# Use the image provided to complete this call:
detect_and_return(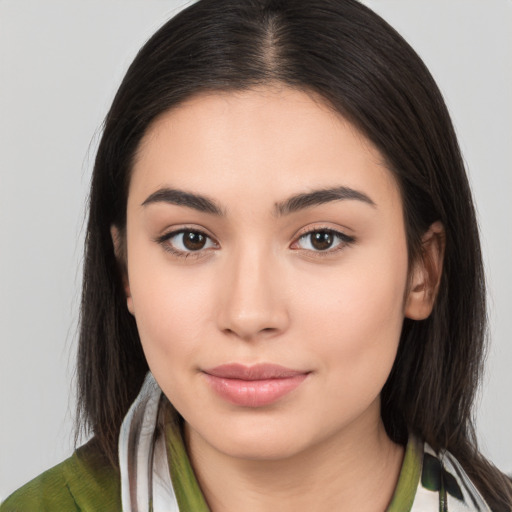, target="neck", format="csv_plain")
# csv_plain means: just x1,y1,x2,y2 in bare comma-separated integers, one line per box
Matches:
184,405,404,512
